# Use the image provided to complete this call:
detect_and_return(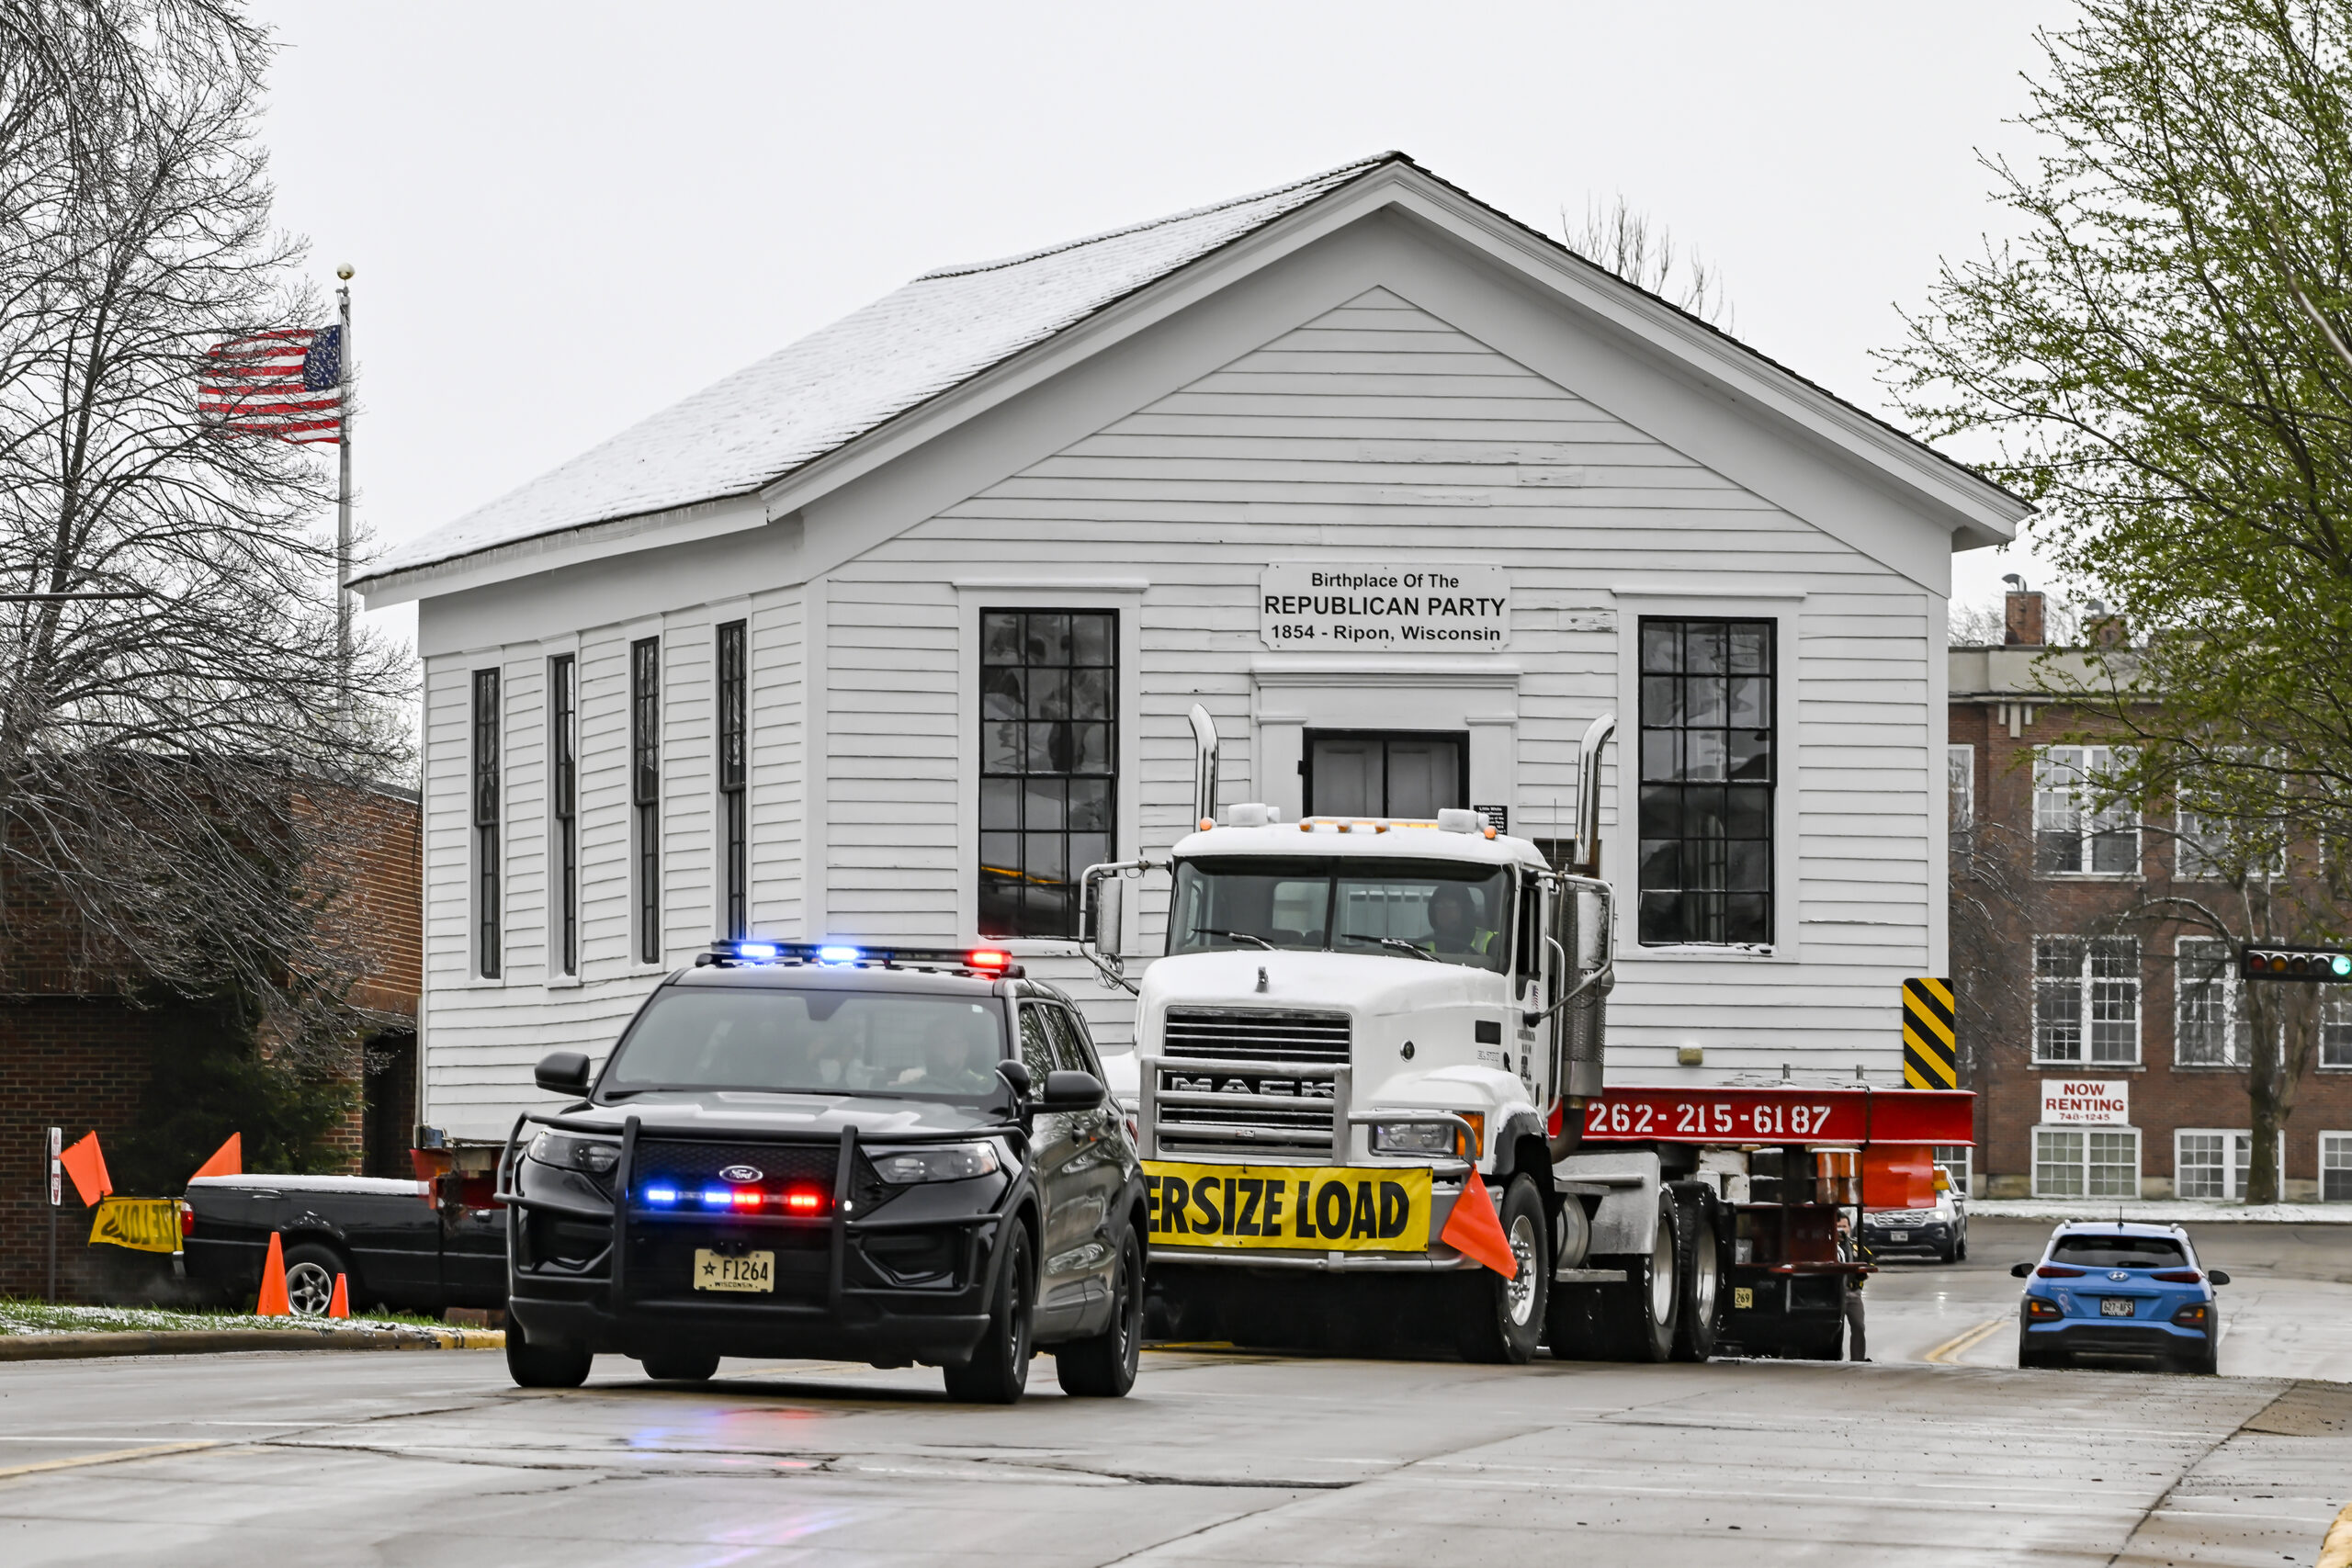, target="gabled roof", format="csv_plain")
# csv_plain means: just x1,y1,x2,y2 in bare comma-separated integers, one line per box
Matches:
358,152,2026,593
358,155,1396,586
